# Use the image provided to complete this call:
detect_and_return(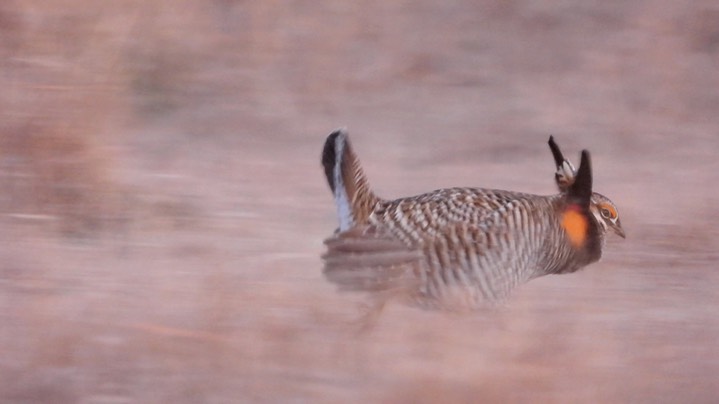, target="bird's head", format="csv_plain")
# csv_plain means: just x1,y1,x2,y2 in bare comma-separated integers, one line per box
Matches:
590,193,625,239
